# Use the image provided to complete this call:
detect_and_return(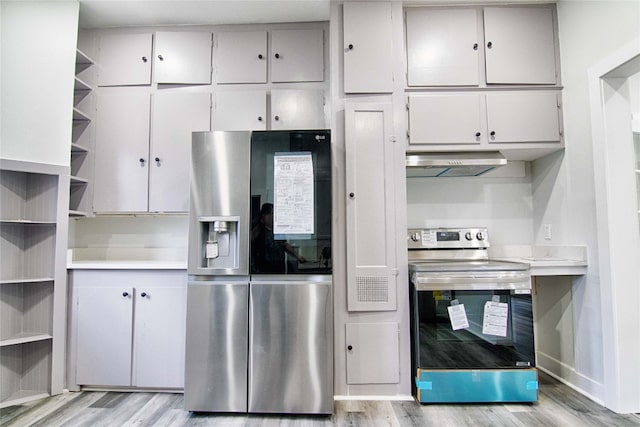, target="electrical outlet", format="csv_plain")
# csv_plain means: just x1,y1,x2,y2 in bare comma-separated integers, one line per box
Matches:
544,224,552,240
